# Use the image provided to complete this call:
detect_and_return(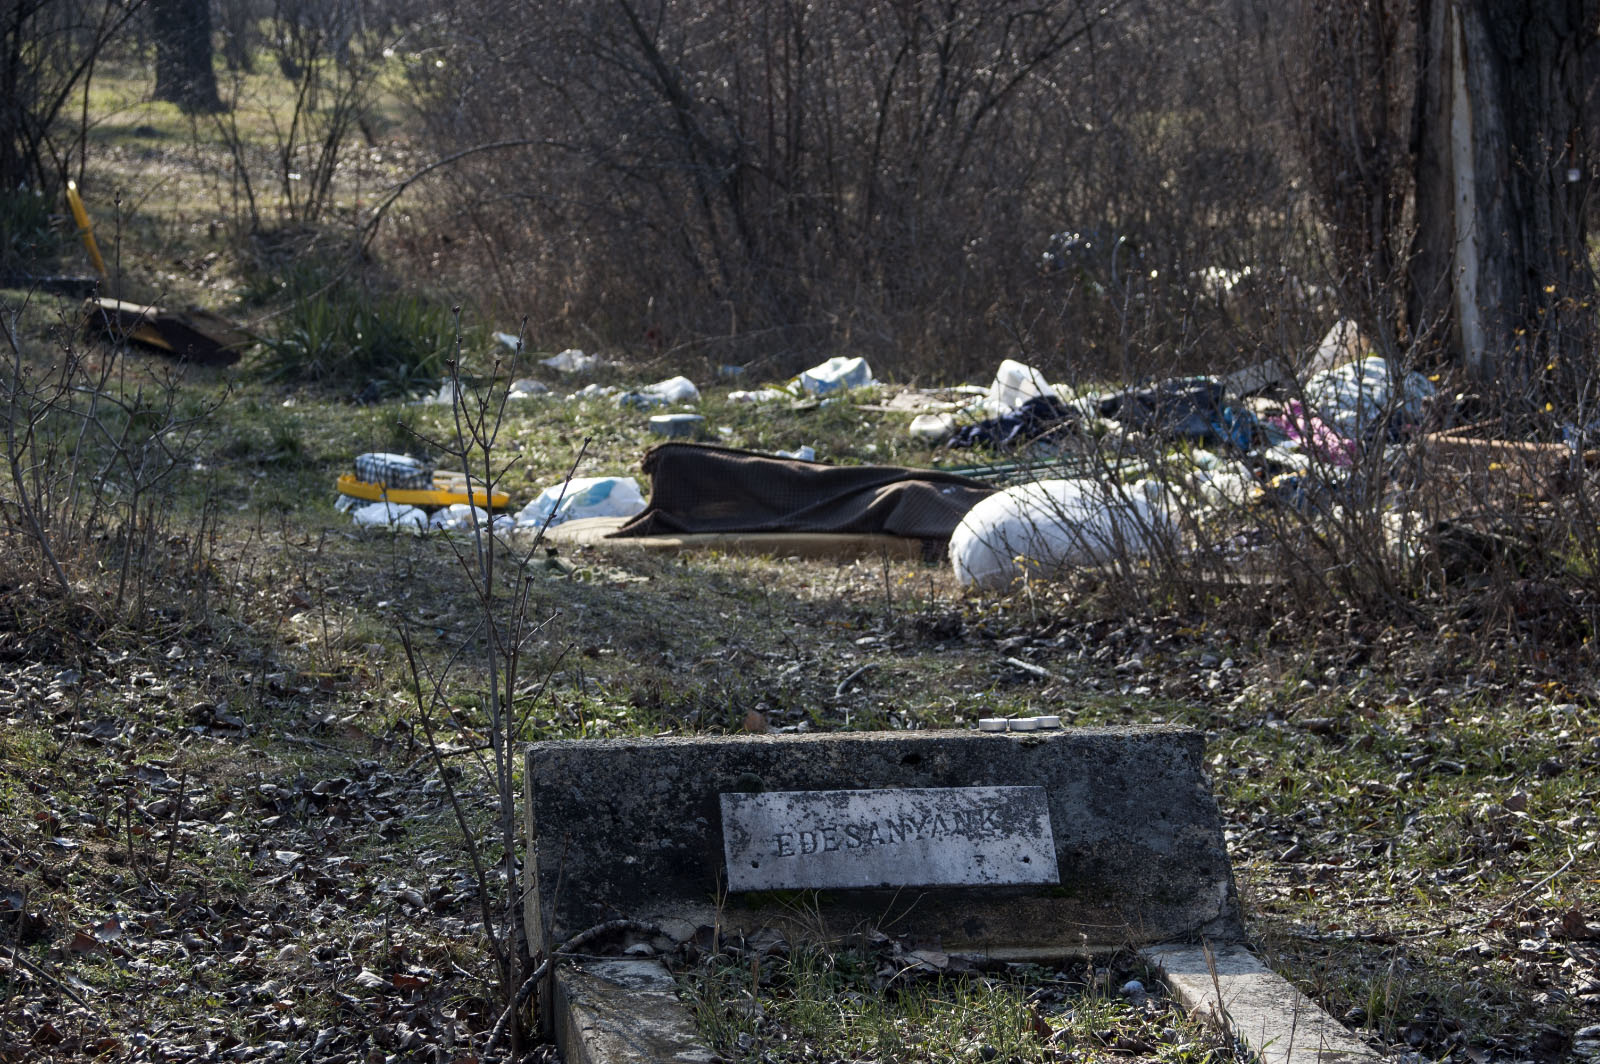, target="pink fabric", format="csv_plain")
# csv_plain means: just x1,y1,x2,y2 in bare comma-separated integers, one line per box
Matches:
1268,402,1358,468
